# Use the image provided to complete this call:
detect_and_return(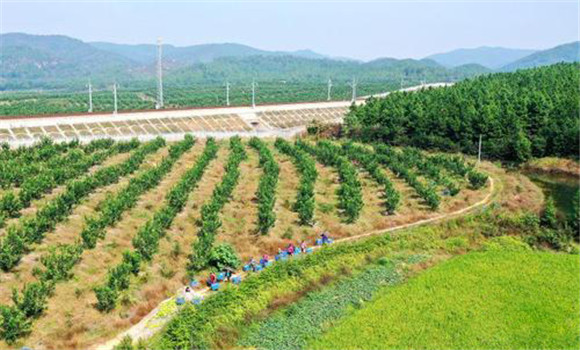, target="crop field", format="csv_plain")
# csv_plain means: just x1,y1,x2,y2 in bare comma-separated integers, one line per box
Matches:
0,81,392,117
0,135,491,349
309,251,580,350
